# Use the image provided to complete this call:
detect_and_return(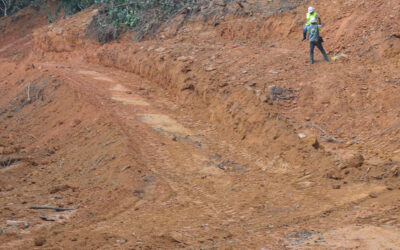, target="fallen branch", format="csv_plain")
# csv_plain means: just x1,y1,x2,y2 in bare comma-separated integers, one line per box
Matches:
308,119,400,144
309,122,348,143
26,82,31,103
29,206,75,212
354,120,400,143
